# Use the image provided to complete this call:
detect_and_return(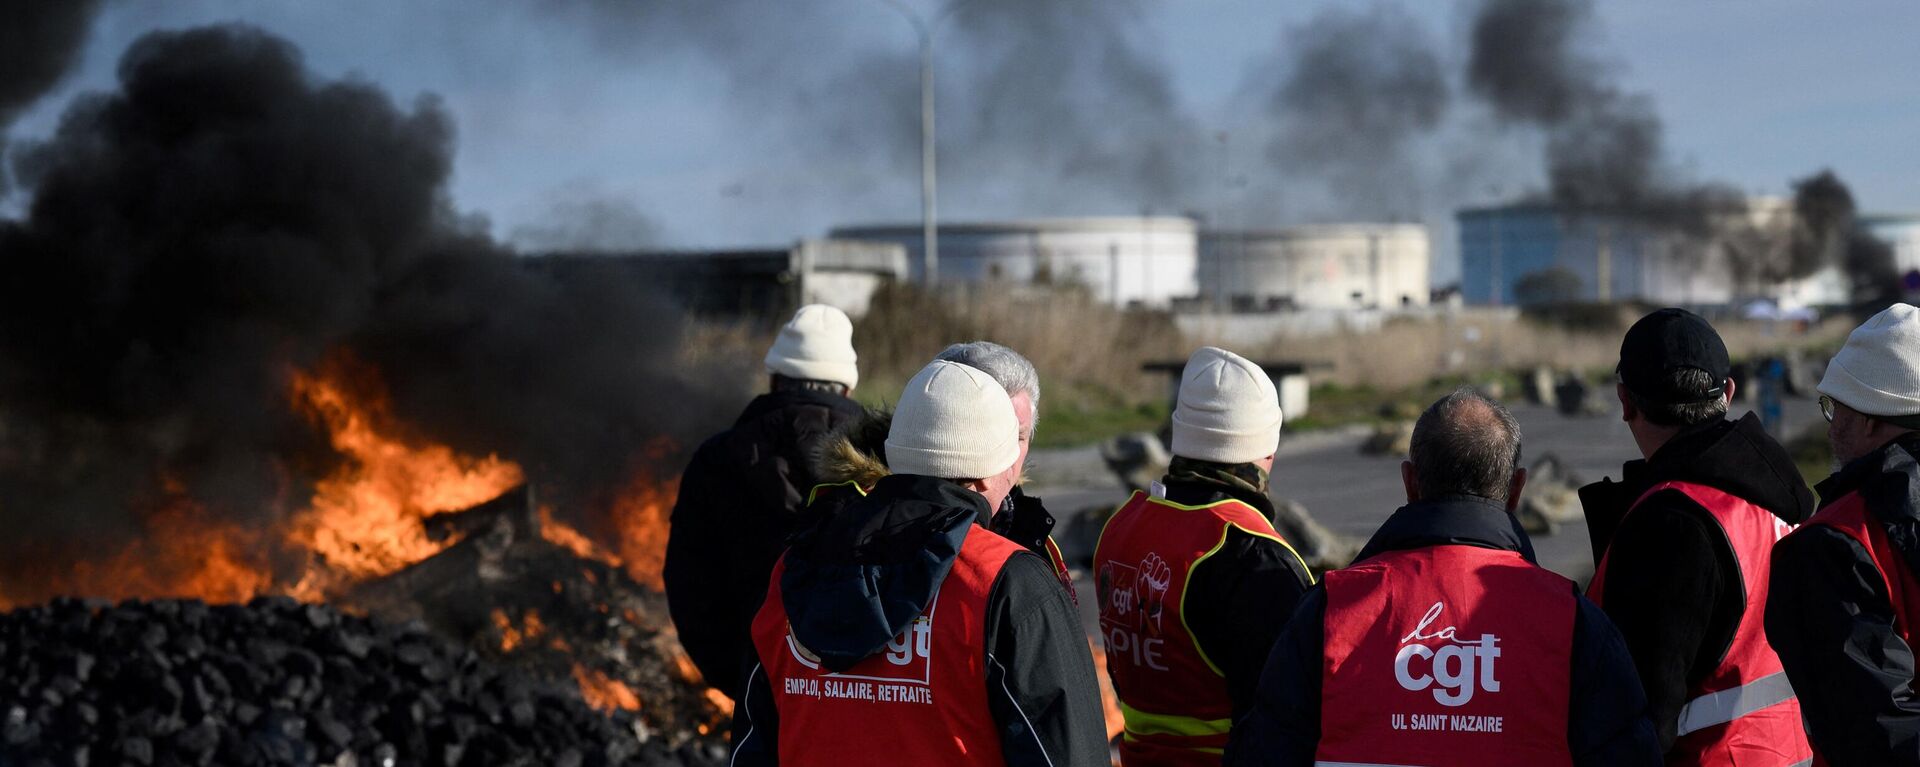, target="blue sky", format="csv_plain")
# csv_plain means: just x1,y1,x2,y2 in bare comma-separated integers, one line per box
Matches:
6,1,1917,285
